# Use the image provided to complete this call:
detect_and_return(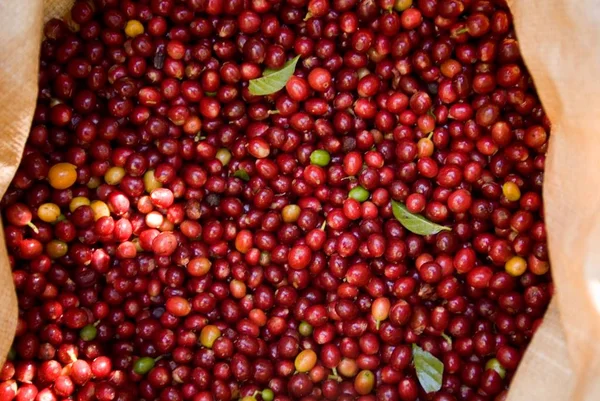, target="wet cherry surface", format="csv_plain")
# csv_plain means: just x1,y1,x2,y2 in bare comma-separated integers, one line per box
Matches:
0,0,551,400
